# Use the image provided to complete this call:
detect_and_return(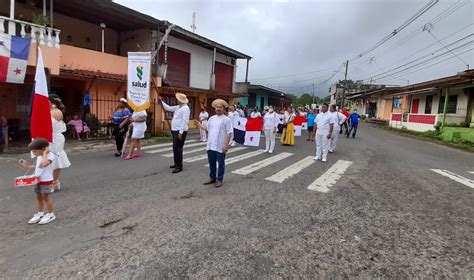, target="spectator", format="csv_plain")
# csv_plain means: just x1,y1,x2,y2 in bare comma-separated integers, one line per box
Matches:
67,114,91,140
